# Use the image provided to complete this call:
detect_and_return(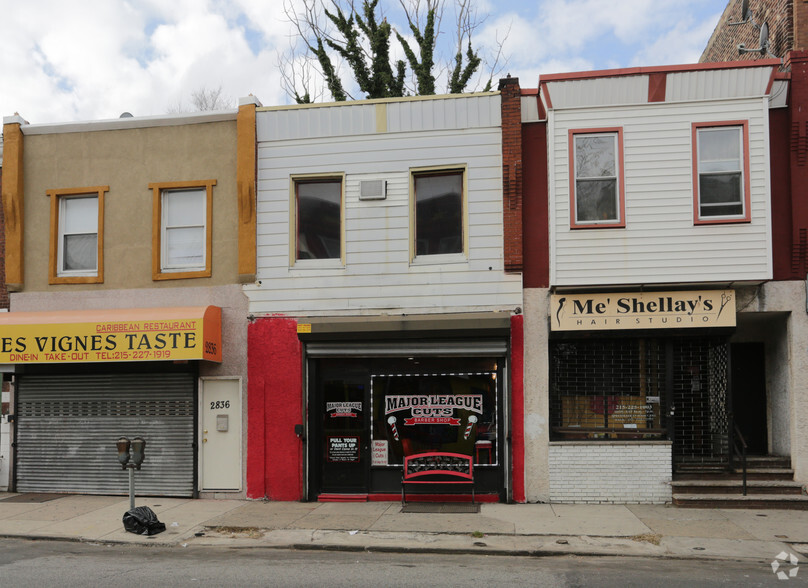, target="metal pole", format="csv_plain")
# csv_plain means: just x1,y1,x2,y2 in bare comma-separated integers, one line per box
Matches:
129,466,135,510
